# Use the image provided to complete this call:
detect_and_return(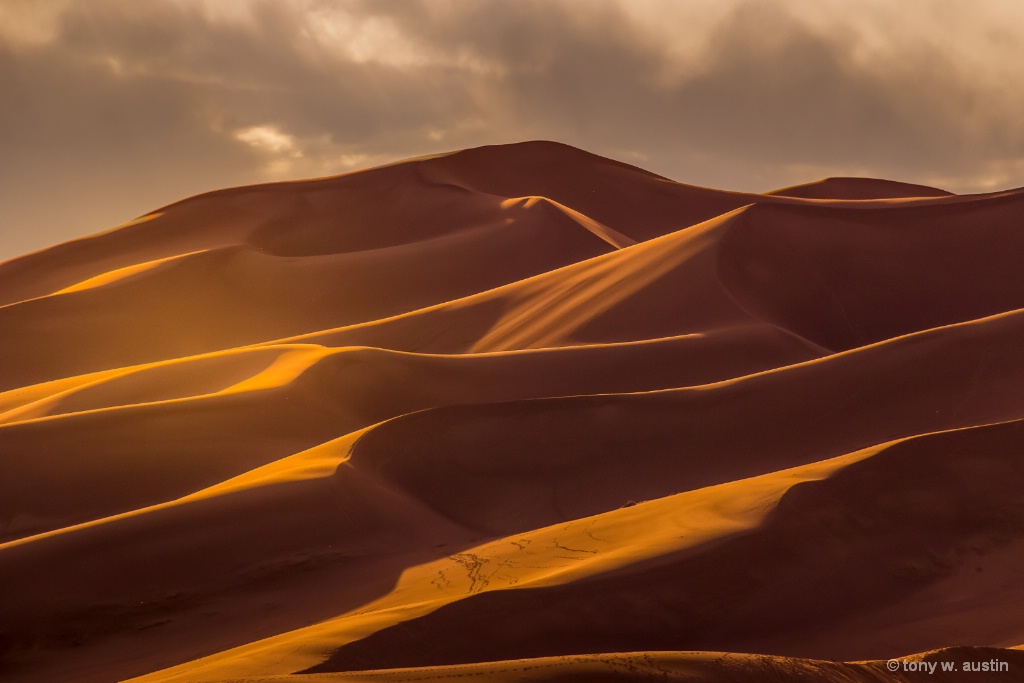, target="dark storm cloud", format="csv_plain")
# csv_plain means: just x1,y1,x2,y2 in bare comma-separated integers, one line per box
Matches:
1,0,1023,260
370,0,1024,187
